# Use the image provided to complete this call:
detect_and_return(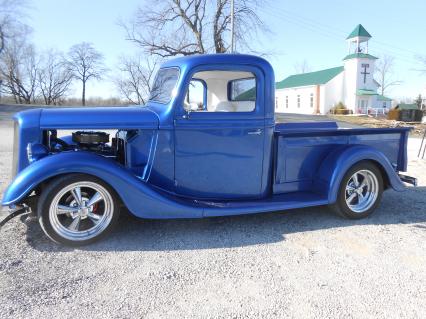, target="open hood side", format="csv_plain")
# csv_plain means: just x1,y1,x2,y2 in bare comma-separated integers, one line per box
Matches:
40,106,159,130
